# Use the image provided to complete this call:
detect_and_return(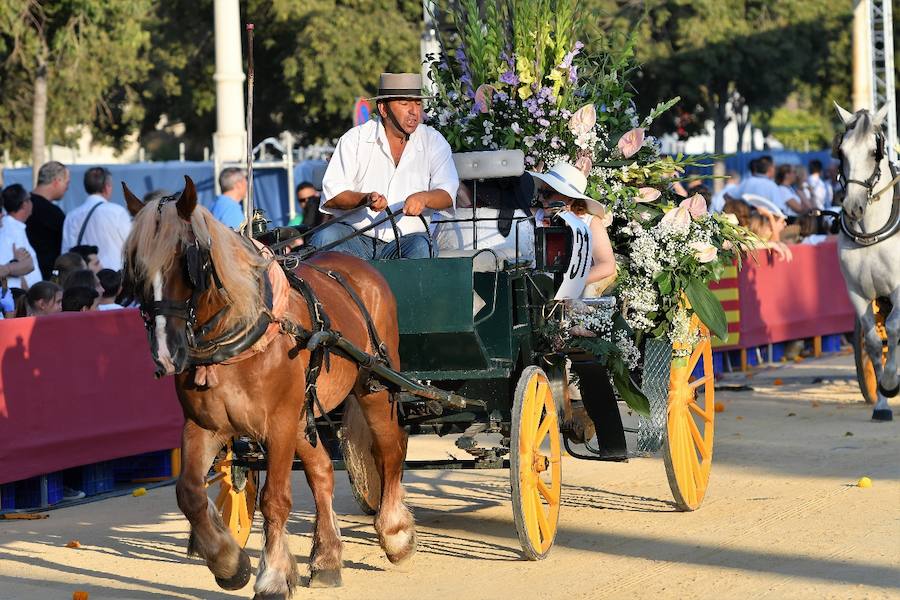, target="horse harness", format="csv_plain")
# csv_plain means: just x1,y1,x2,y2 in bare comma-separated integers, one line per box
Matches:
139,232,392,446
832,127,900,246
275,257,393,446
